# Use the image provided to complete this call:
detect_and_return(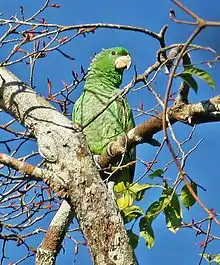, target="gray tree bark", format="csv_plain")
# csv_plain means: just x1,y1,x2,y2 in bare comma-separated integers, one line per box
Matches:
0,67,137,265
